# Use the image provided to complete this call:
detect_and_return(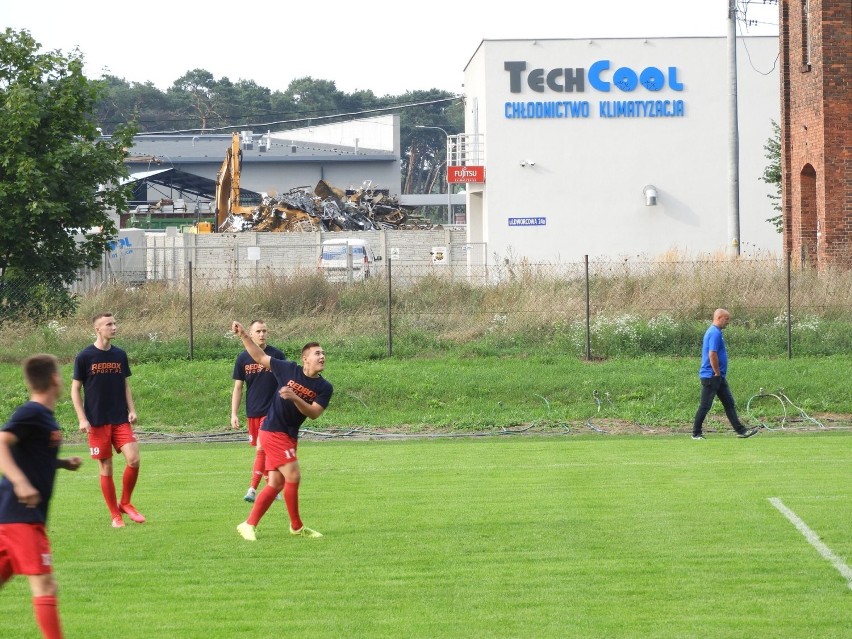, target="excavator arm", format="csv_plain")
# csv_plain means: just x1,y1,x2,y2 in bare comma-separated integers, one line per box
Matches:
214,133,410,233
214,133,254,230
